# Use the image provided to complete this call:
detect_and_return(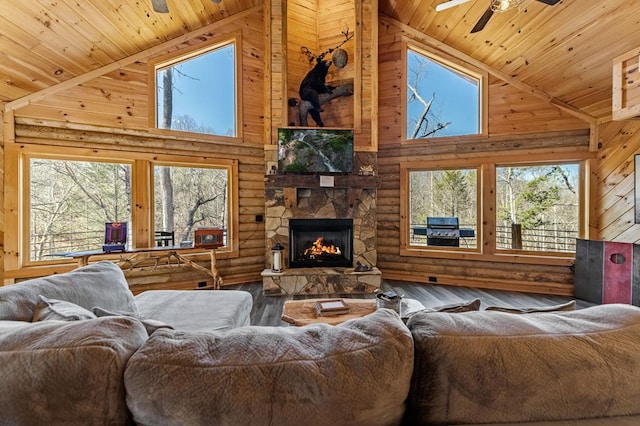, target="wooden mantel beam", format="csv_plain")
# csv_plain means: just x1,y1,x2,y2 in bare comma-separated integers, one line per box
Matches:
4,5,262,114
